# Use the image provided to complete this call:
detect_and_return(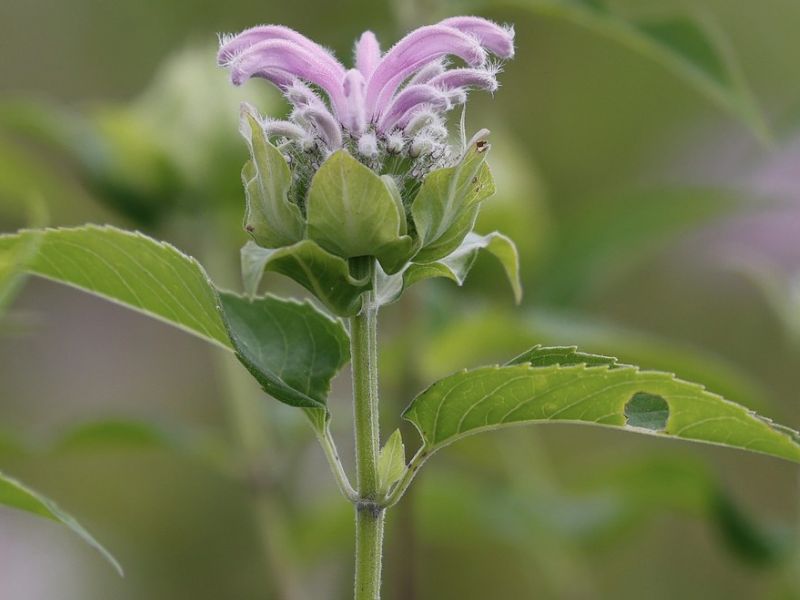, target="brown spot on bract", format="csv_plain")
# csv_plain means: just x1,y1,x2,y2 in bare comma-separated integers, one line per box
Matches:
476,140,489,153
245,225,255,232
